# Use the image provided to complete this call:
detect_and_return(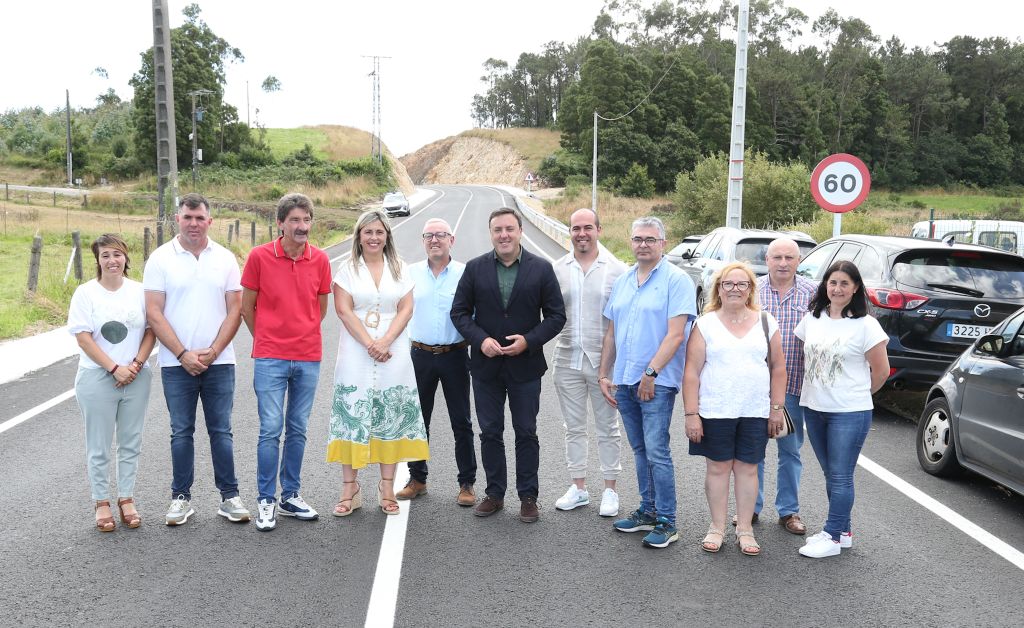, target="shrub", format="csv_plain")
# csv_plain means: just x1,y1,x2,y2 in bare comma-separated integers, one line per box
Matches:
617,163,656,198
538,149,589,187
